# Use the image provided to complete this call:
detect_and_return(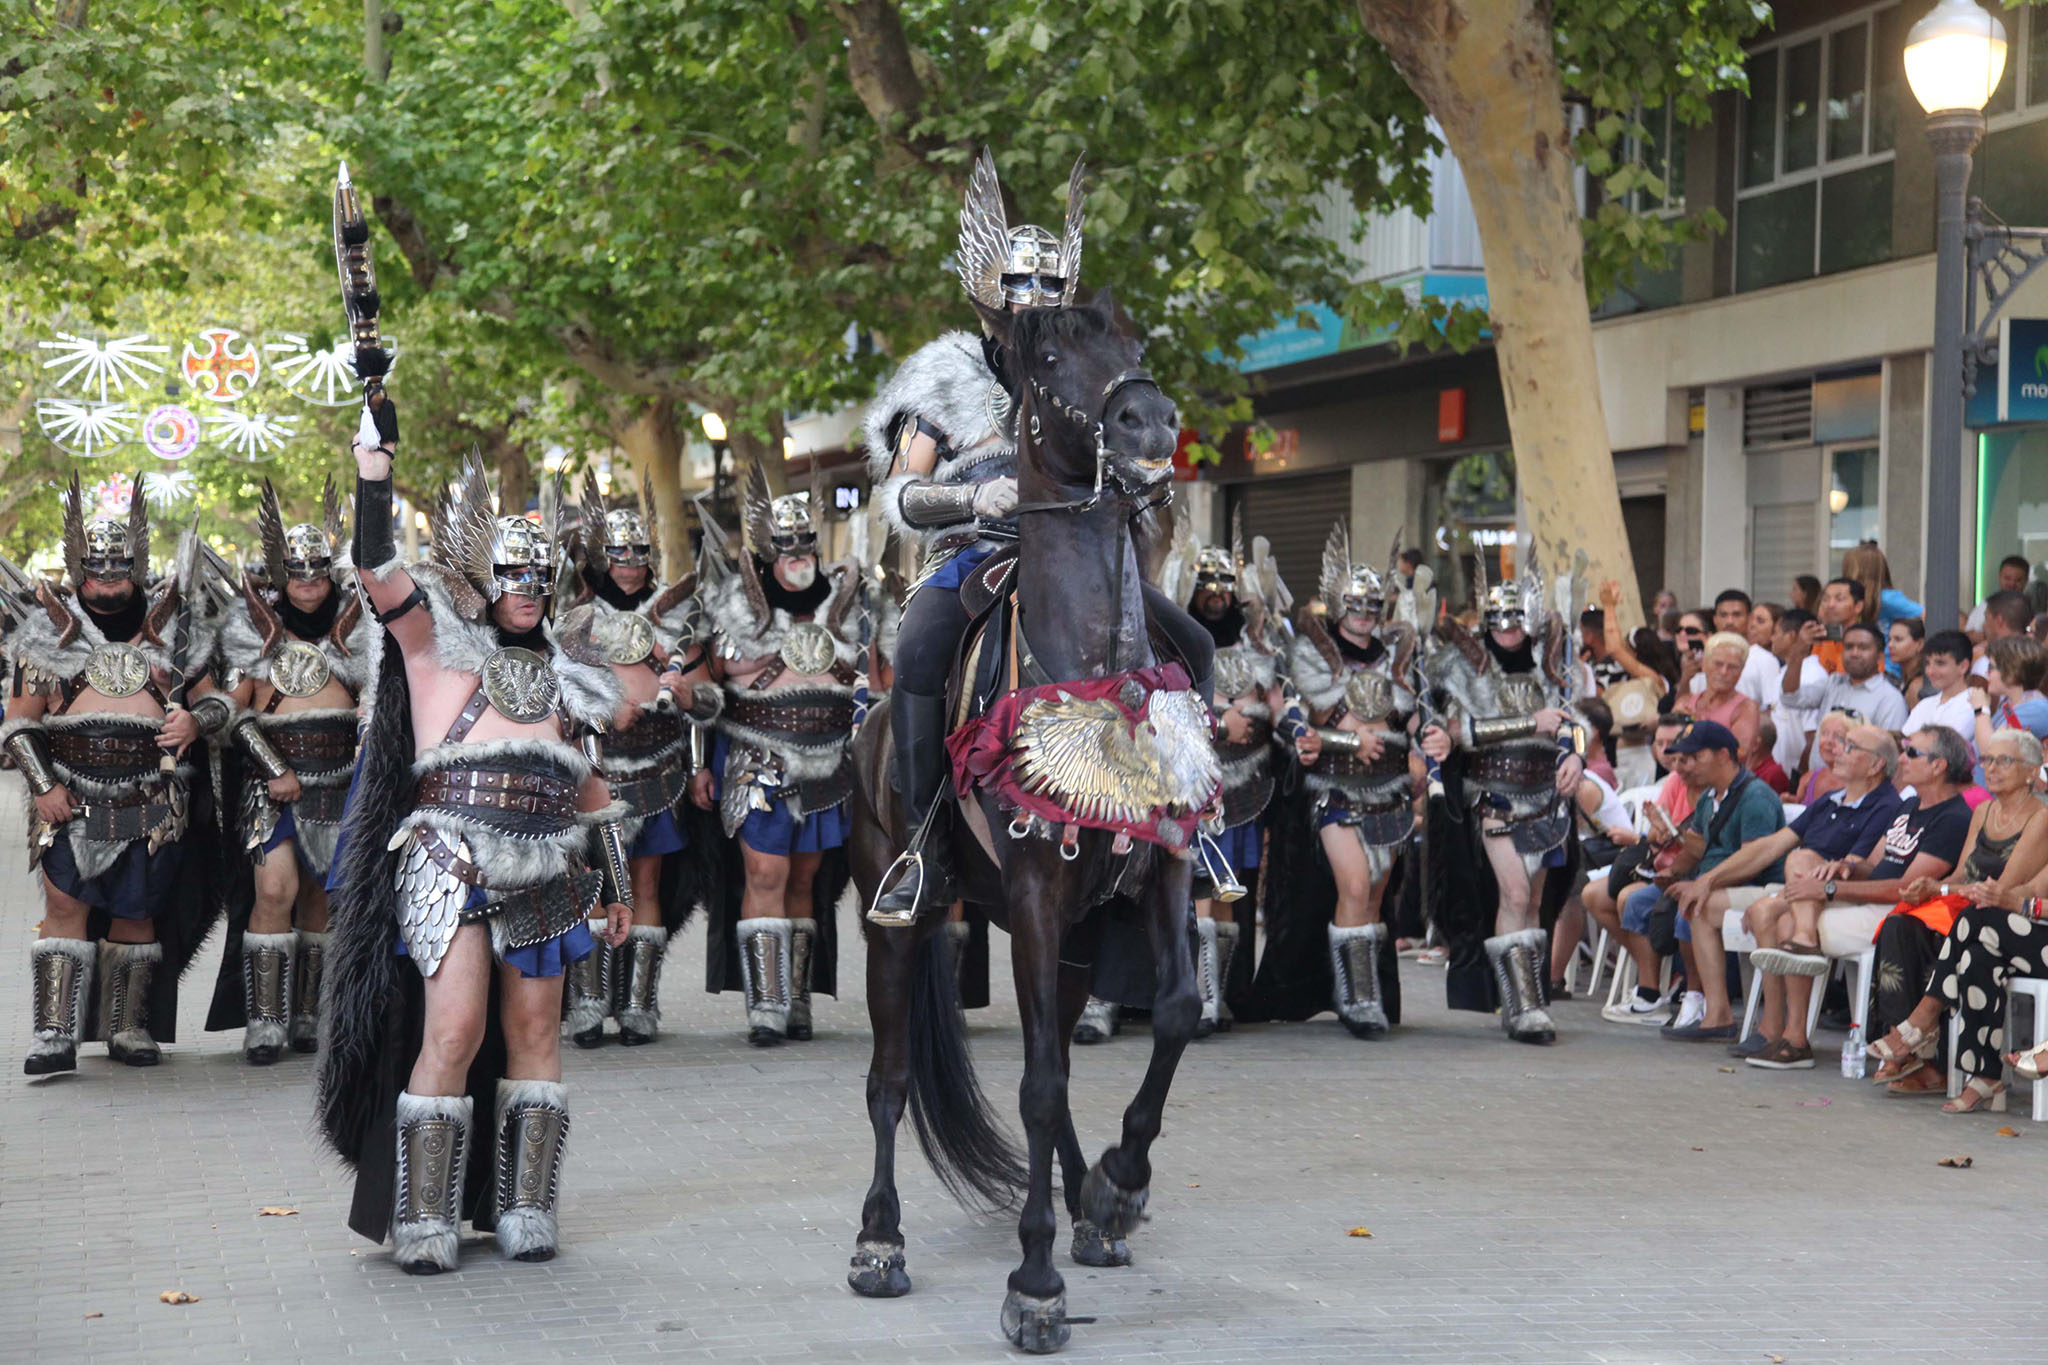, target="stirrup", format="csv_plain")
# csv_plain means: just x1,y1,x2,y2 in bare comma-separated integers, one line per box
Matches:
866,847,926,928
1194,829,1247,903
